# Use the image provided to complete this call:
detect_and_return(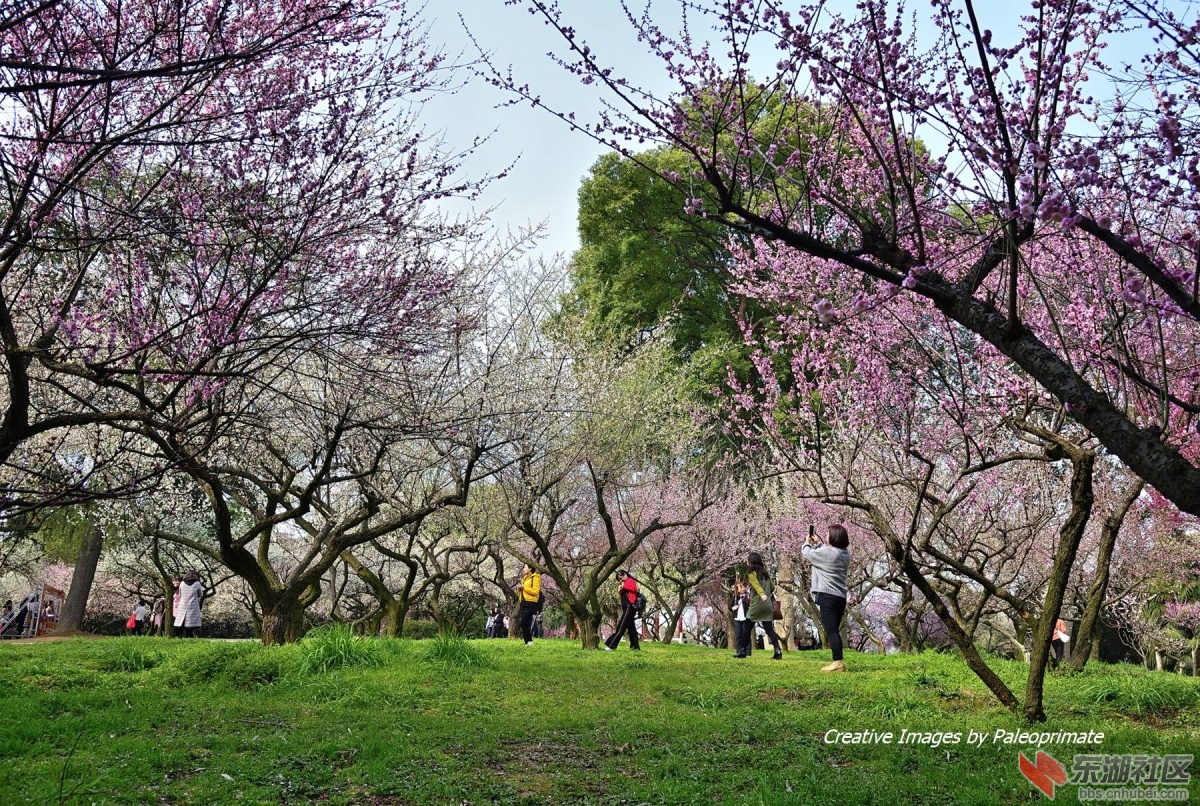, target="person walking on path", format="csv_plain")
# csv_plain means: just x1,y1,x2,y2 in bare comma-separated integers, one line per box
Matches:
731,580,752,658
801,524,852,672
747,552,783,660
516,564,541,646
605,570,641,651
174,570,203,638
